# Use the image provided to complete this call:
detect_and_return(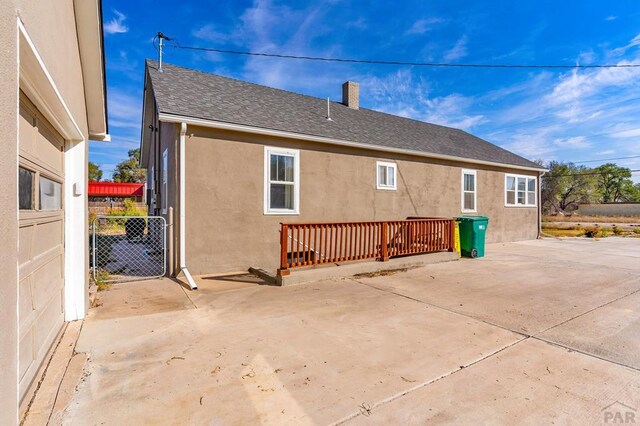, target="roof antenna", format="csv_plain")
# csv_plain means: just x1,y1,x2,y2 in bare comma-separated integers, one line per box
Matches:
157,32,171,73
326,97,333,121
